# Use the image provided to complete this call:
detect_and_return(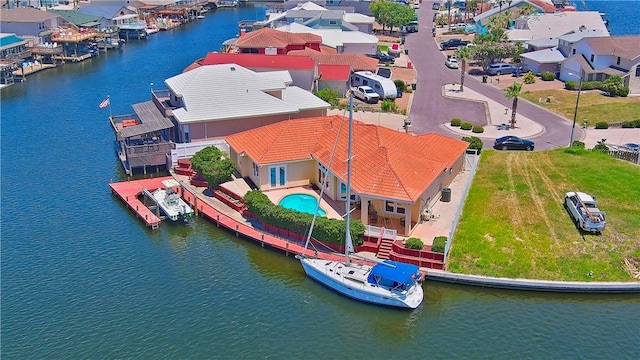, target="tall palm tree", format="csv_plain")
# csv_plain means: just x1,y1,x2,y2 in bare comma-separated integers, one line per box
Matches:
447,0,453,32
455,46,473,92
504,82,528,129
